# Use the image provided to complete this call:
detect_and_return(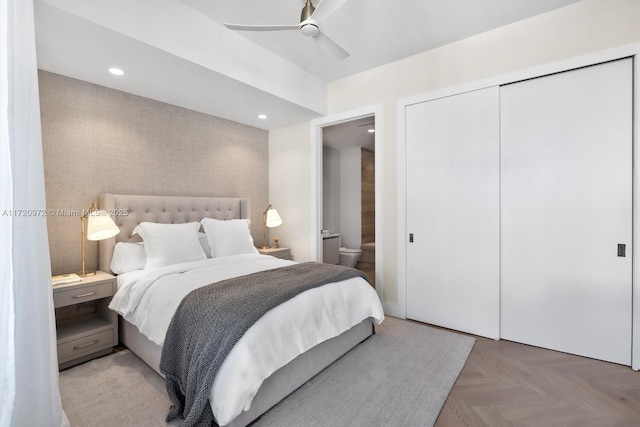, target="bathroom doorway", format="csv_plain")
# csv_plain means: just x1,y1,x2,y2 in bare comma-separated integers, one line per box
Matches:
321,115,376,287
